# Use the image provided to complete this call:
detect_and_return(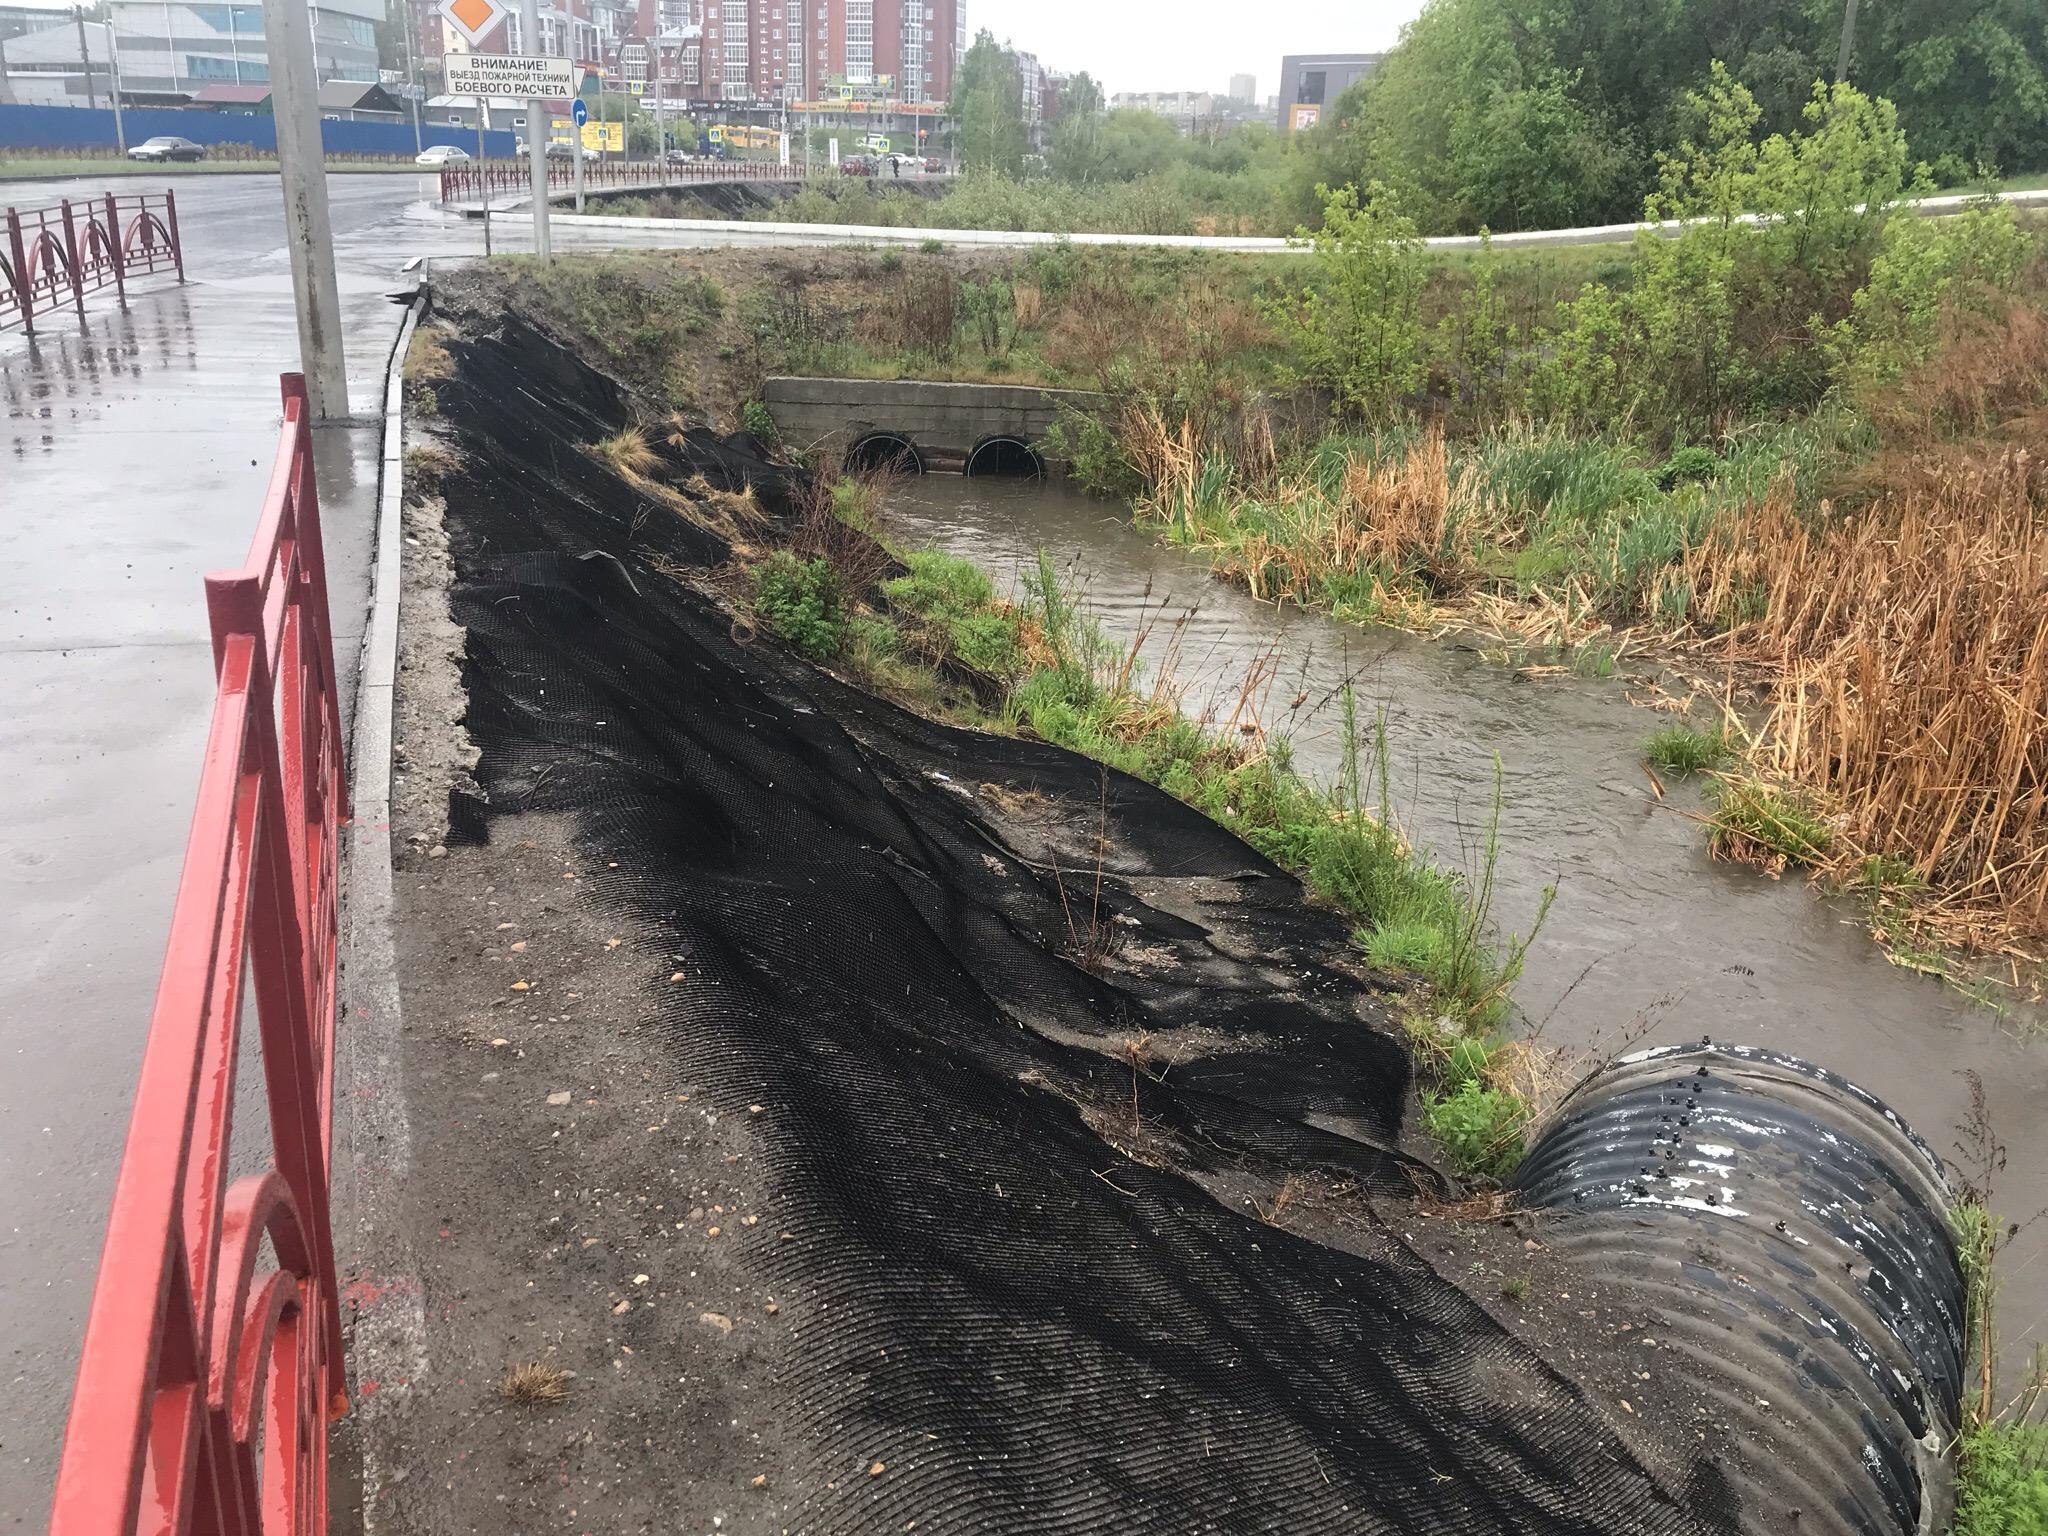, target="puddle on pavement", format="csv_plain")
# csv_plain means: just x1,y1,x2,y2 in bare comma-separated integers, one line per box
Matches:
886,471,2048,1375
